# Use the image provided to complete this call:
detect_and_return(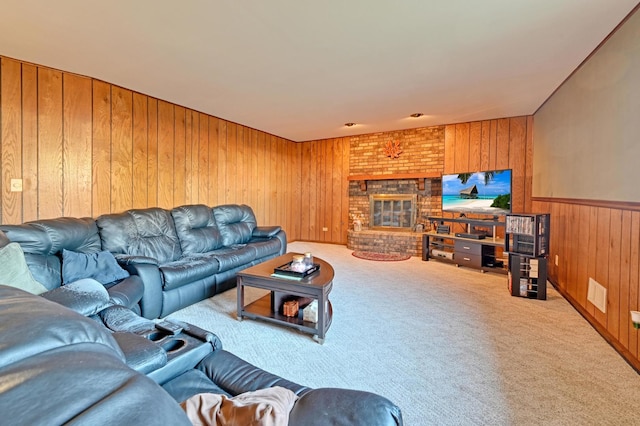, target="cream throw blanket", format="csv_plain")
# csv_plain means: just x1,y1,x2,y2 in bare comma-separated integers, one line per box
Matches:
180,386,299,426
